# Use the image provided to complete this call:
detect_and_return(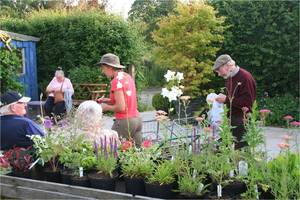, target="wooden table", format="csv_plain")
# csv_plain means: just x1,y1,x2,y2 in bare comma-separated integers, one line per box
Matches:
73,83,108,105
